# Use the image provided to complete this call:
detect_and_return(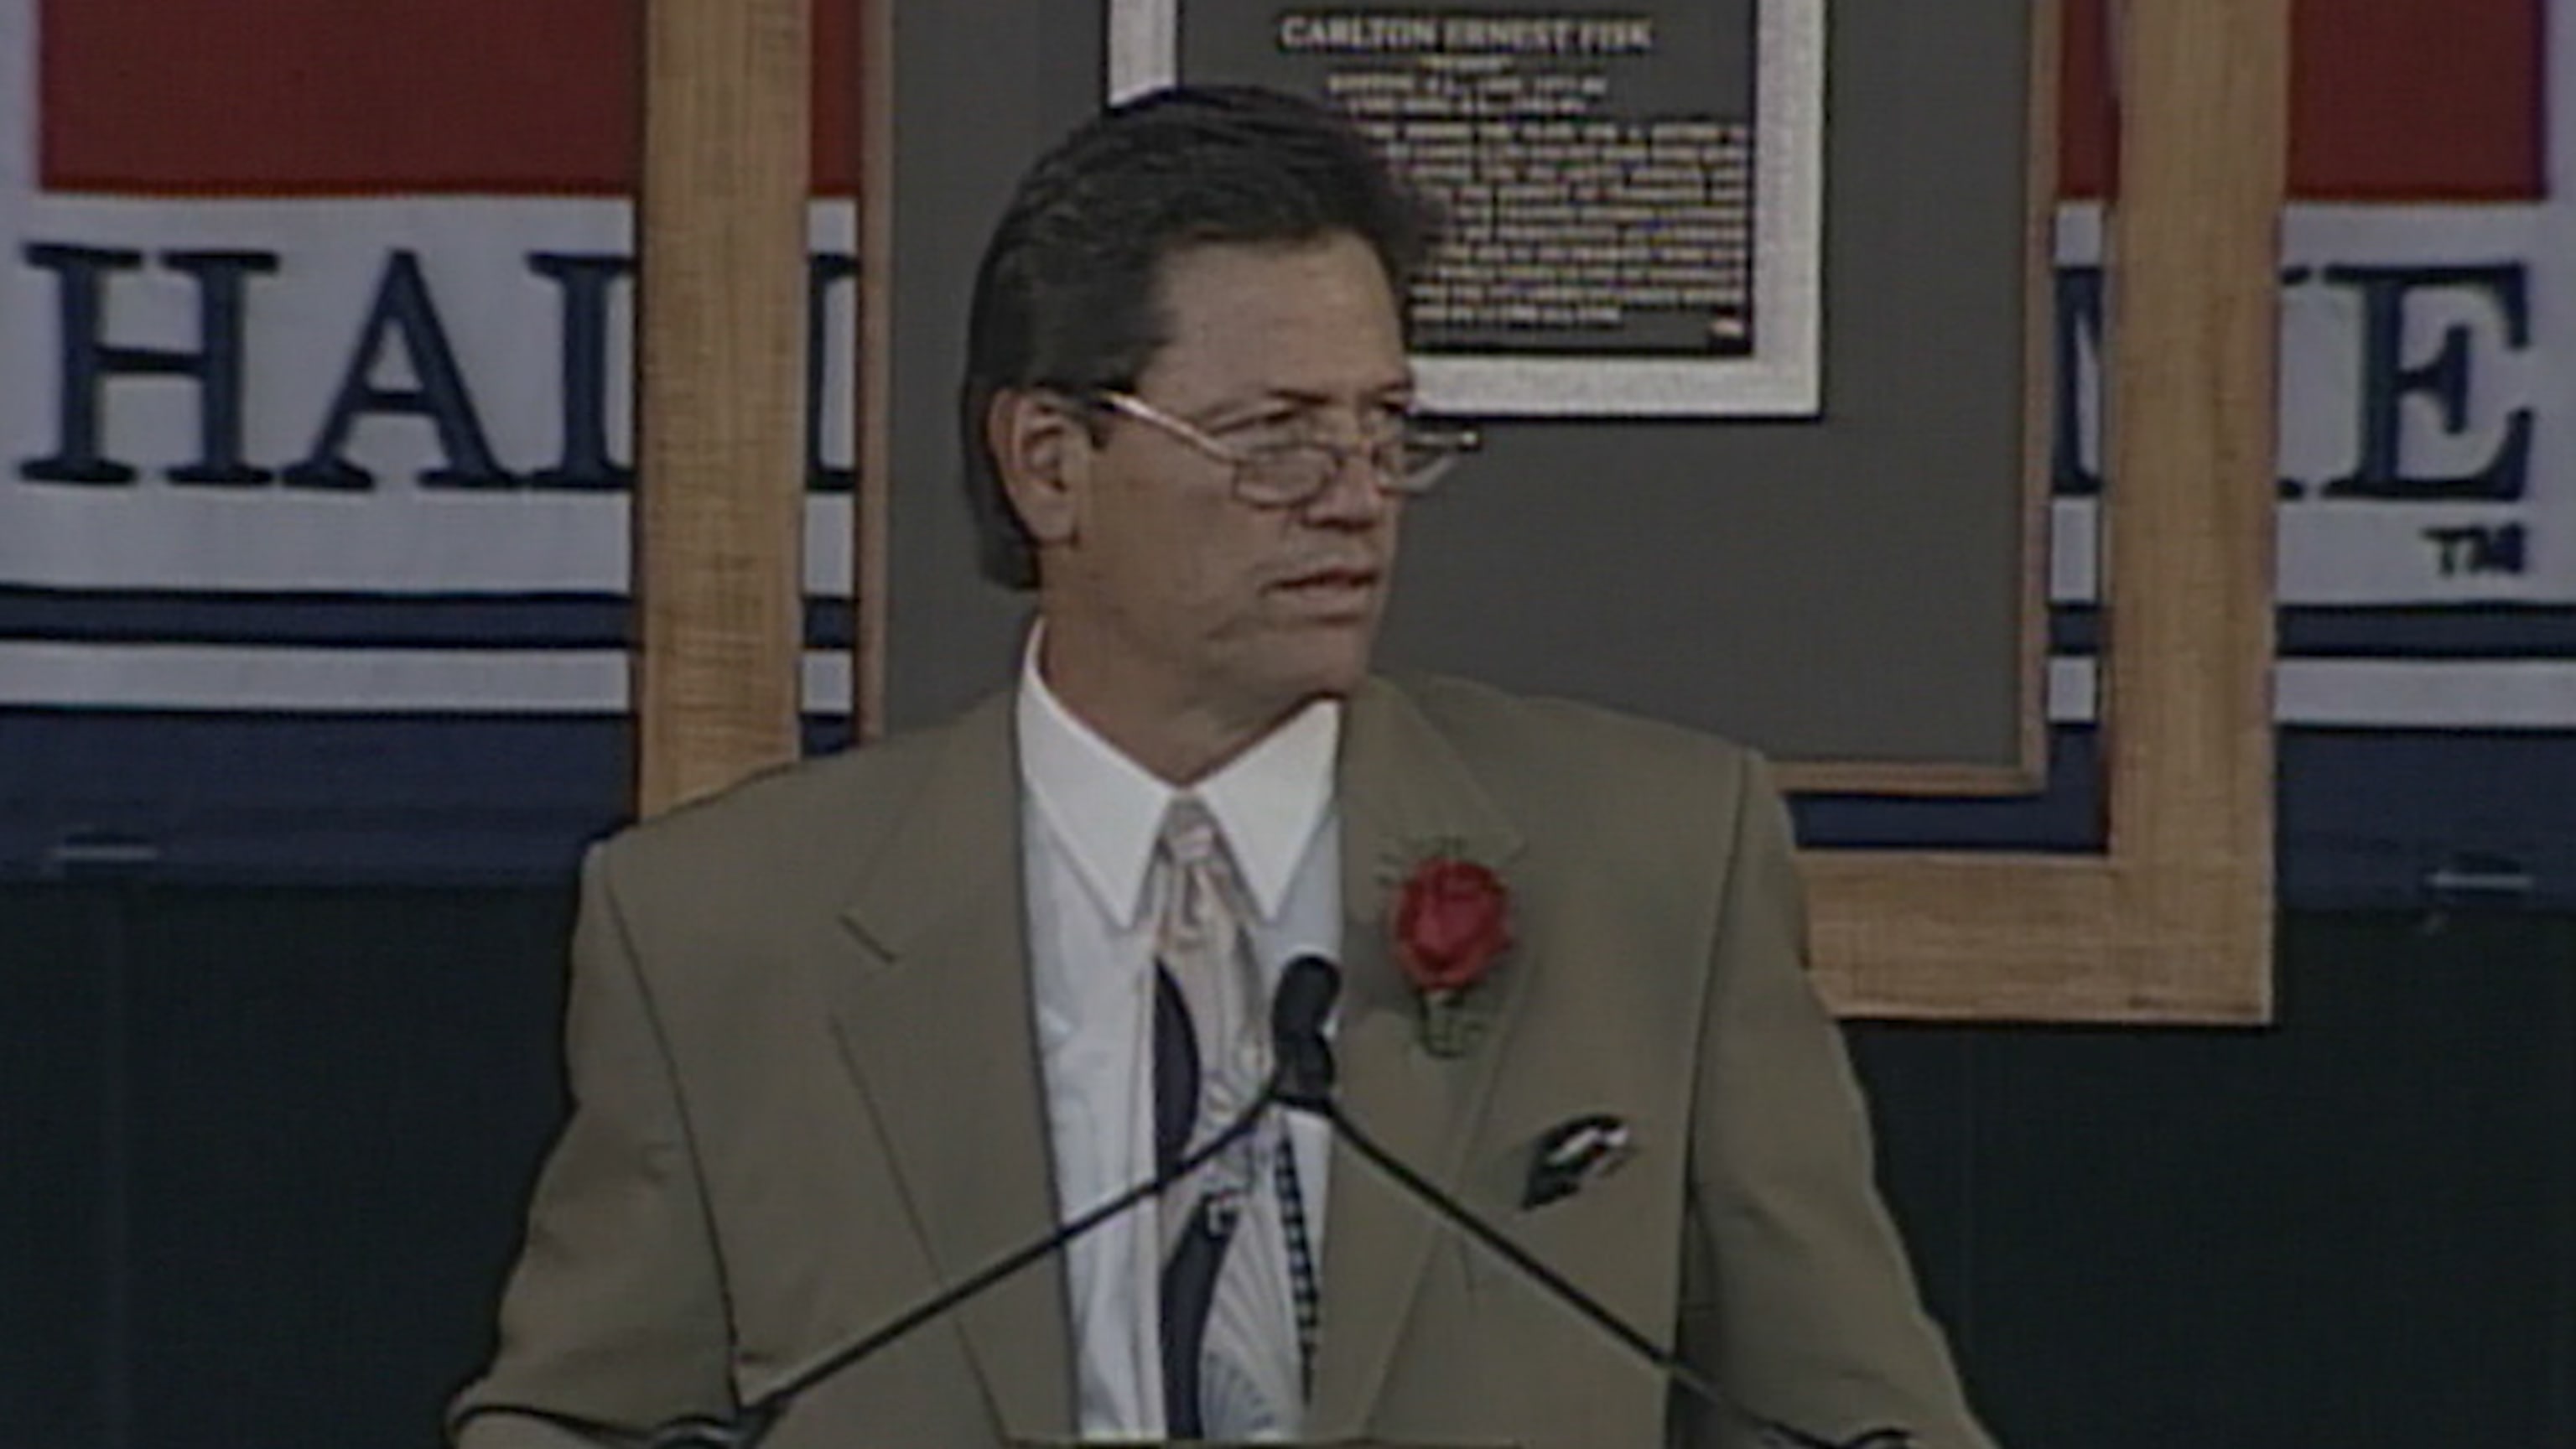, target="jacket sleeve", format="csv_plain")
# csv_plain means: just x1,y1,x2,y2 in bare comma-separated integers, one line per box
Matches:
448,845,739,1447
1675,753,1999,1449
